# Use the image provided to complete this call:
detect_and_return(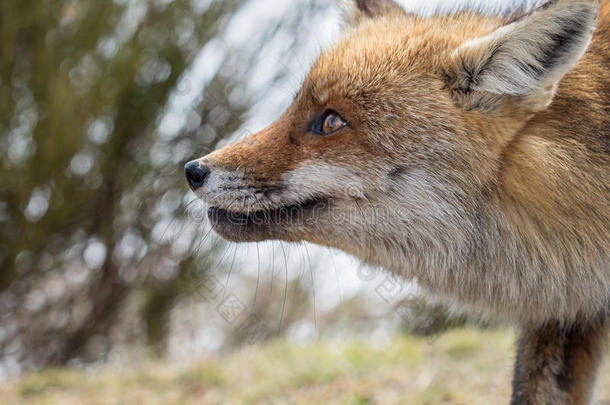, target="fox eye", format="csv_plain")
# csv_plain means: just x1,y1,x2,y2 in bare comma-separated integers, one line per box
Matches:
311,110,348,136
